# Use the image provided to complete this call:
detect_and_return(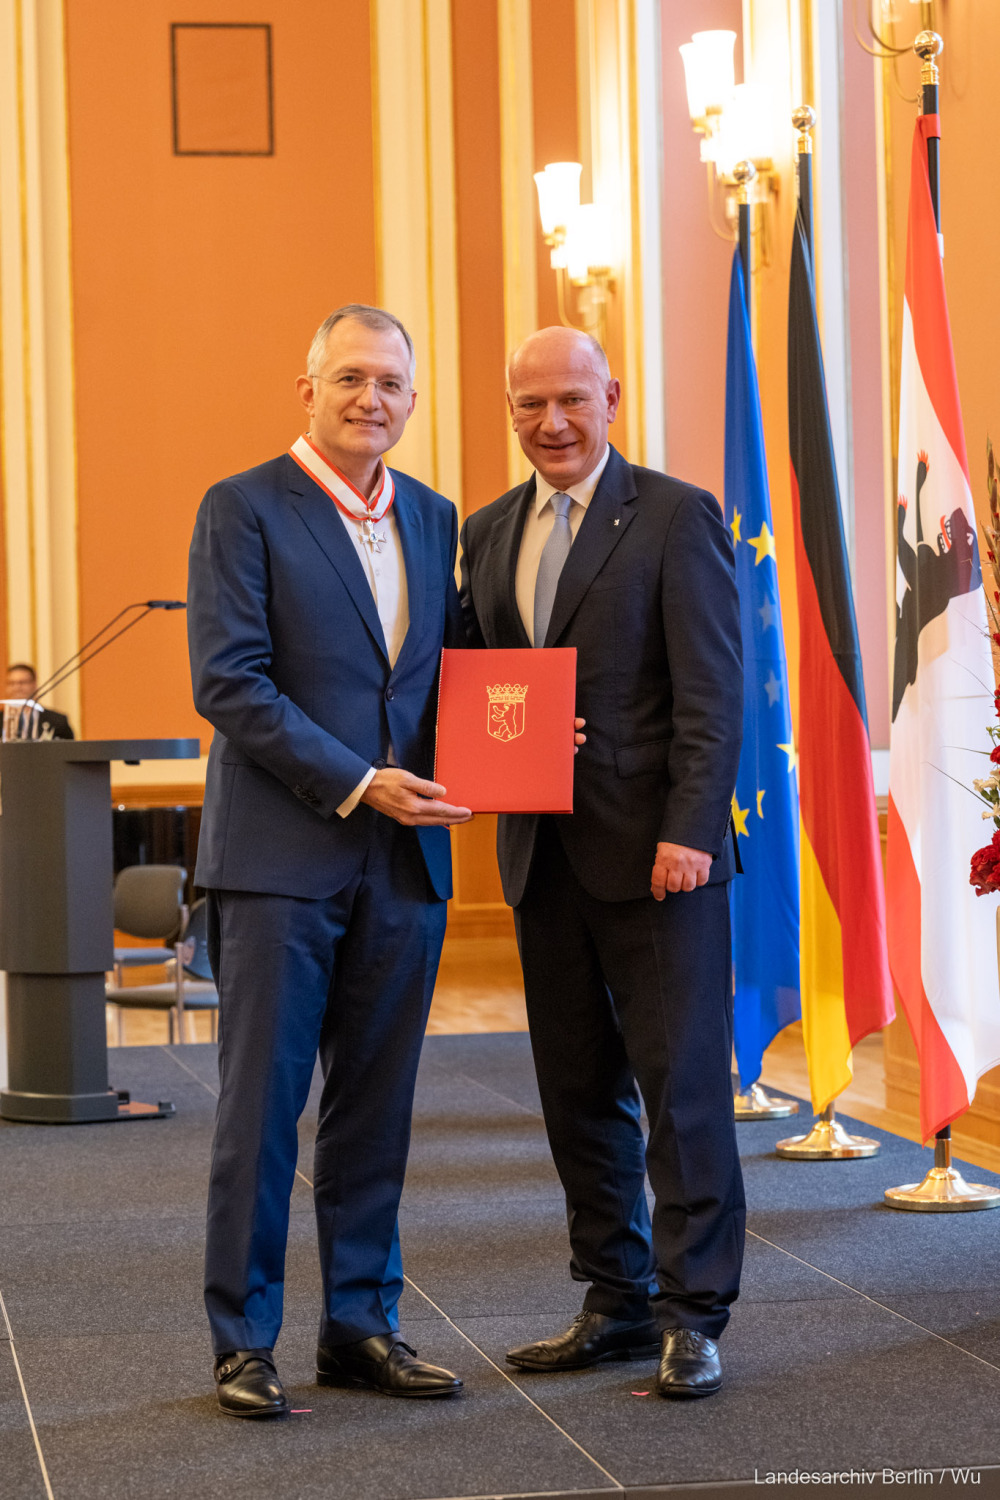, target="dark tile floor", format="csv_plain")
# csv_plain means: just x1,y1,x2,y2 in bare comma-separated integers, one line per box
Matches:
2,1036,1000,1499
